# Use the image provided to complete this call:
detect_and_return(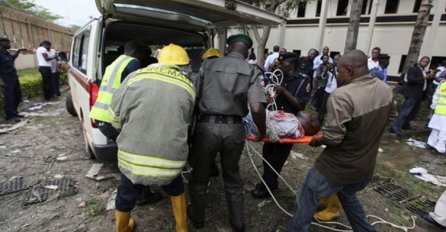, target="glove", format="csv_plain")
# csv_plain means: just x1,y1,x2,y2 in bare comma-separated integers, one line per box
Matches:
309,132,324,147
